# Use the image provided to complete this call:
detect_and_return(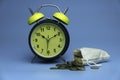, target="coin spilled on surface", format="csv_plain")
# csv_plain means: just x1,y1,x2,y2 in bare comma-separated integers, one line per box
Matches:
50,49,85,71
